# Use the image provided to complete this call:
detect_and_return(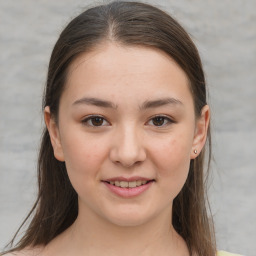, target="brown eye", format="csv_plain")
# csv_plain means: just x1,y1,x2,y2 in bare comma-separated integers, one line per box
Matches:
82,116,109,127
148,116,173,127
152,116,165,126
91,117,104,126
